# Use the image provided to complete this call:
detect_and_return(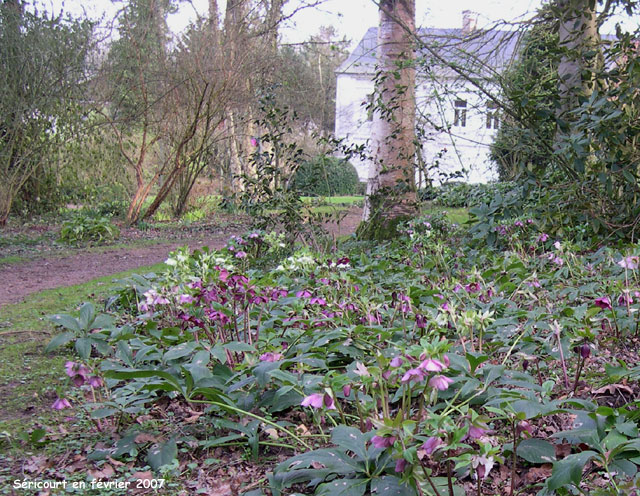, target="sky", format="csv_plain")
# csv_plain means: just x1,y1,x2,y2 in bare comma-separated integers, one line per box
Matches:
39,0,636,47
